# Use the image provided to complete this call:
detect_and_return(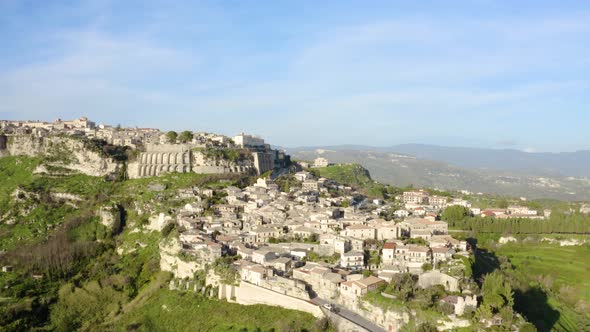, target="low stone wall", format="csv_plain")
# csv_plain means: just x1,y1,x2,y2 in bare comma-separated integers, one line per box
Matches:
418,270,459,292
325,311,371,332
220,282,324,318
